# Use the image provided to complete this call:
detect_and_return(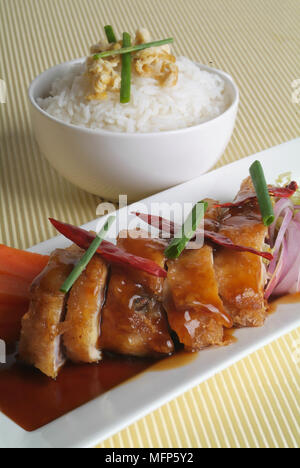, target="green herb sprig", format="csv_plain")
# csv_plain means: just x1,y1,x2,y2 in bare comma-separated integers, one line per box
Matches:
96,27,174,104
104,25,117,44
60,216,116,293
250,161,275,227
165,201,208,259
93,38,174,60
120,32,132,104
